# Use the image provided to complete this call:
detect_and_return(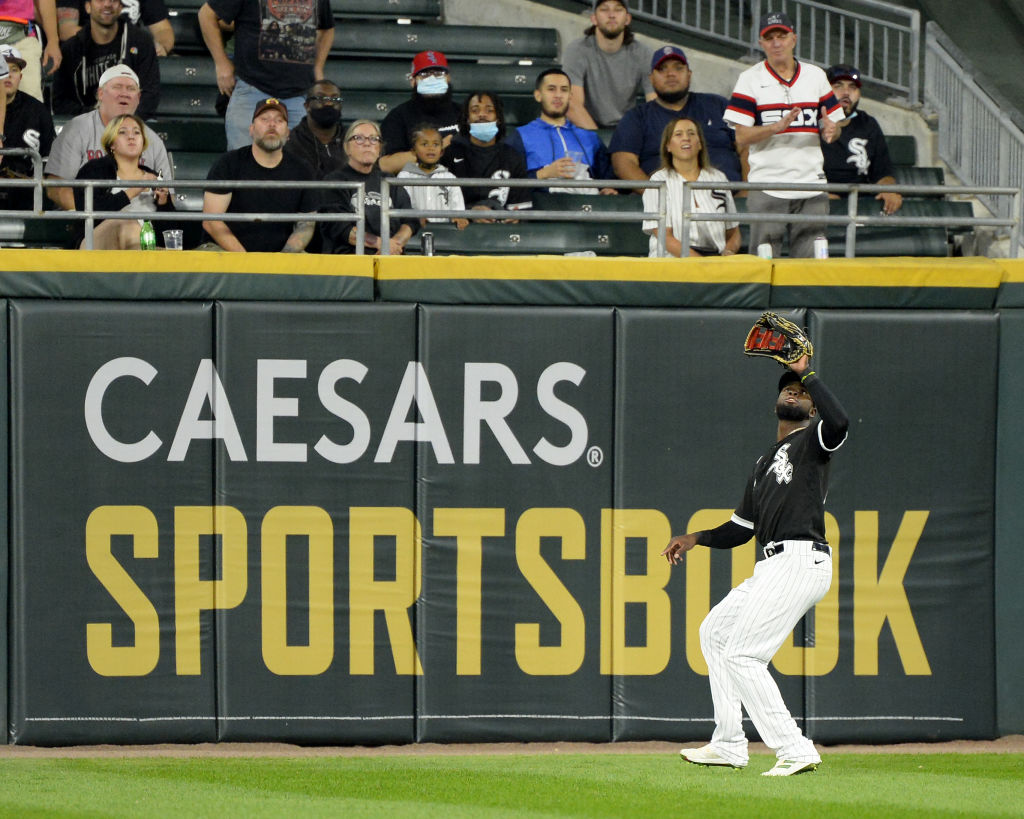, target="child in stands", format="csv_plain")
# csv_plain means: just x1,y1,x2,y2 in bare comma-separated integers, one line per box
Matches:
397,123,469,229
